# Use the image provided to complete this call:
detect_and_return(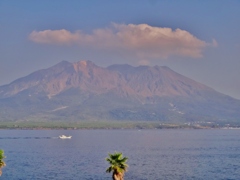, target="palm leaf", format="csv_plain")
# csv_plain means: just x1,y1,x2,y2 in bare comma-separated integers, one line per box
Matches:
105,152,128,174
0,150,6,169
